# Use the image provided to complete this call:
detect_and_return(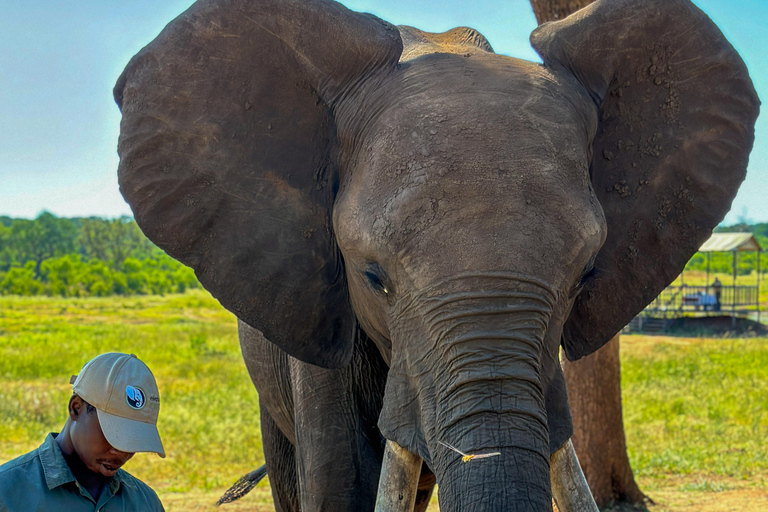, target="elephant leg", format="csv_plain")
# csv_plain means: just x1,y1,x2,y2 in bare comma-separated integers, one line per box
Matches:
261,404,300,512
291,347,385,511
